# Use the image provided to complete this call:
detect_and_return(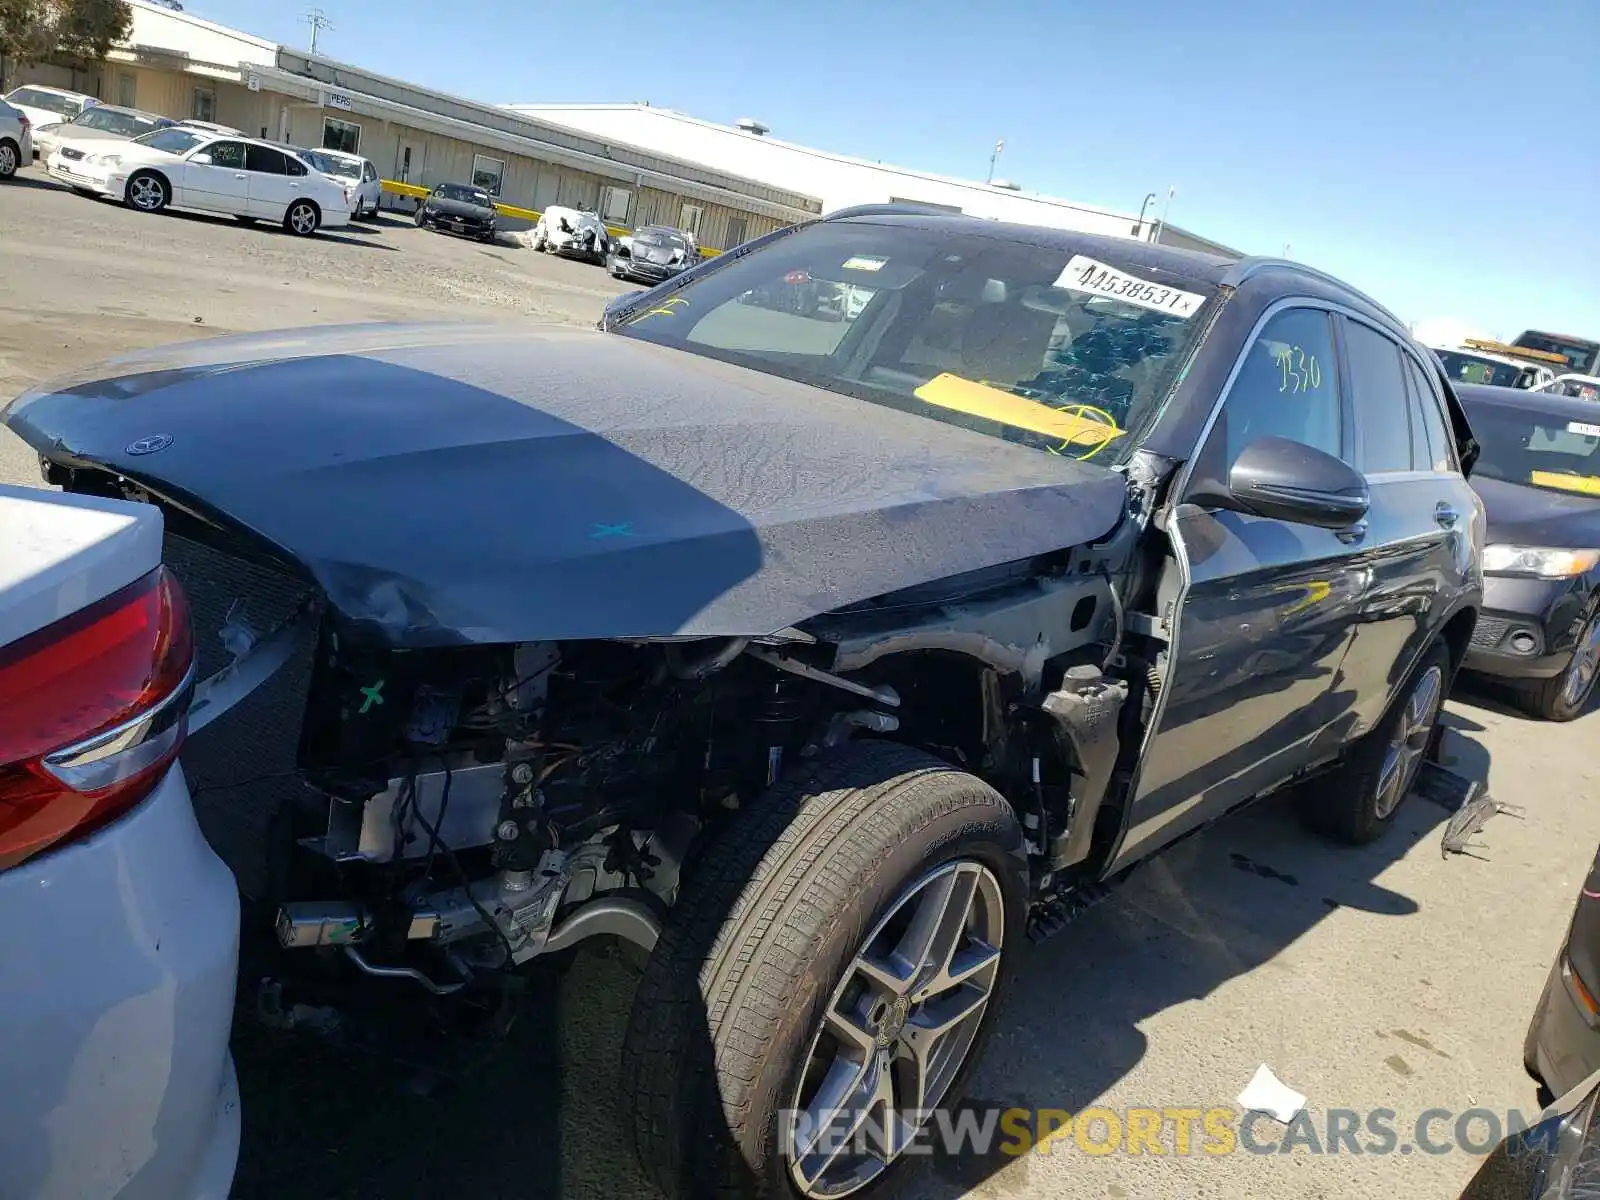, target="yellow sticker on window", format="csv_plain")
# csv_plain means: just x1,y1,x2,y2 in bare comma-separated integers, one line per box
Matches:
912,373,1124,447
1529,470,1600,496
